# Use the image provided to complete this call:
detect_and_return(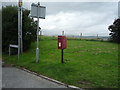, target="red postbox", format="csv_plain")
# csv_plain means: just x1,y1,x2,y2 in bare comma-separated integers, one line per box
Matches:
58,36,67,49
